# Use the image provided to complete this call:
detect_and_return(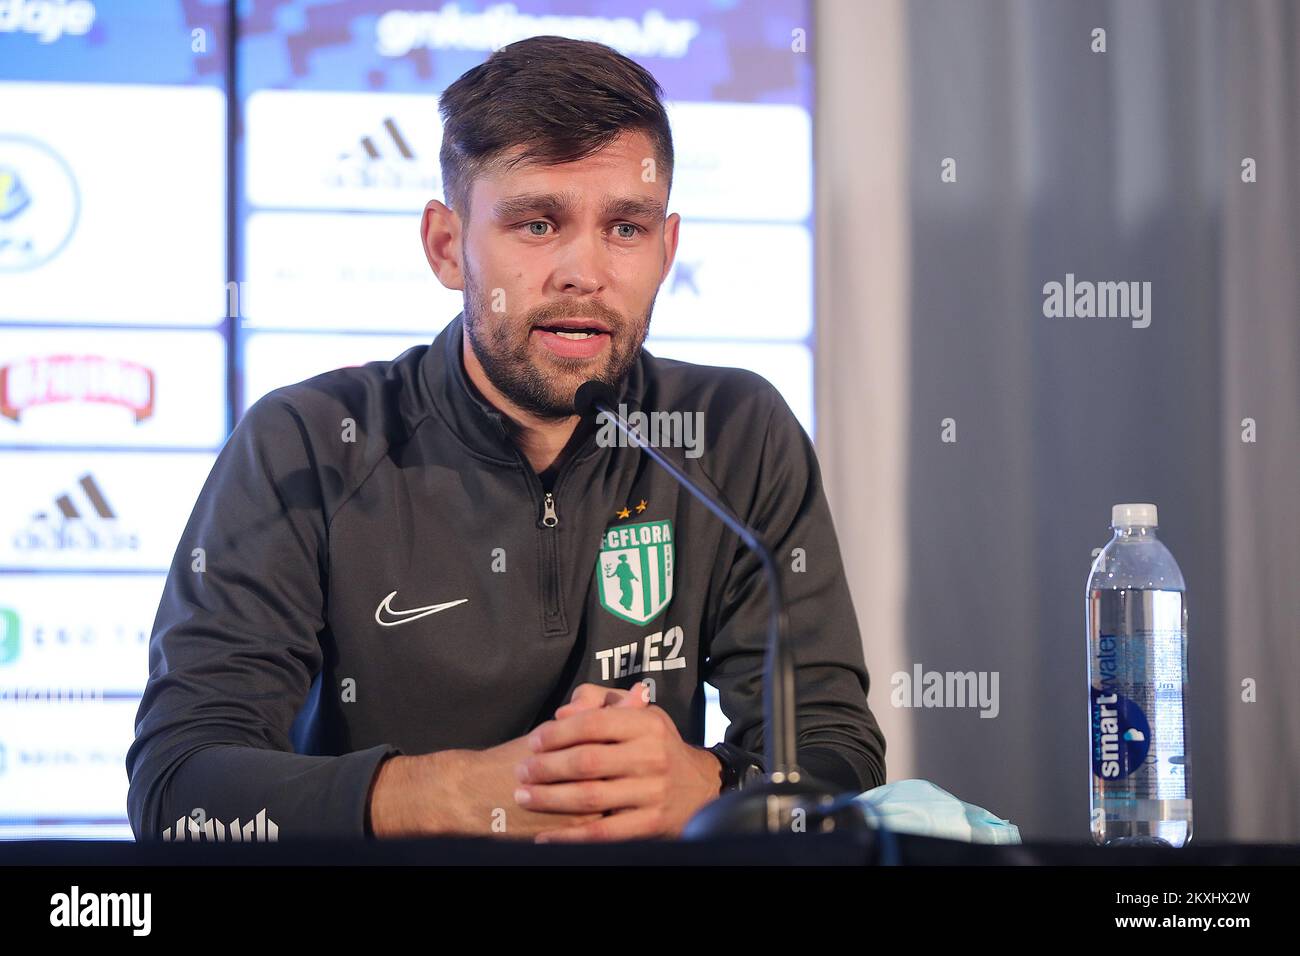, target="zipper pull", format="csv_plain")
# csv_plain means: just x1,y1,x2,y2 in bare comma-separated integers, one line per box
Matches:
541,491,559,528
